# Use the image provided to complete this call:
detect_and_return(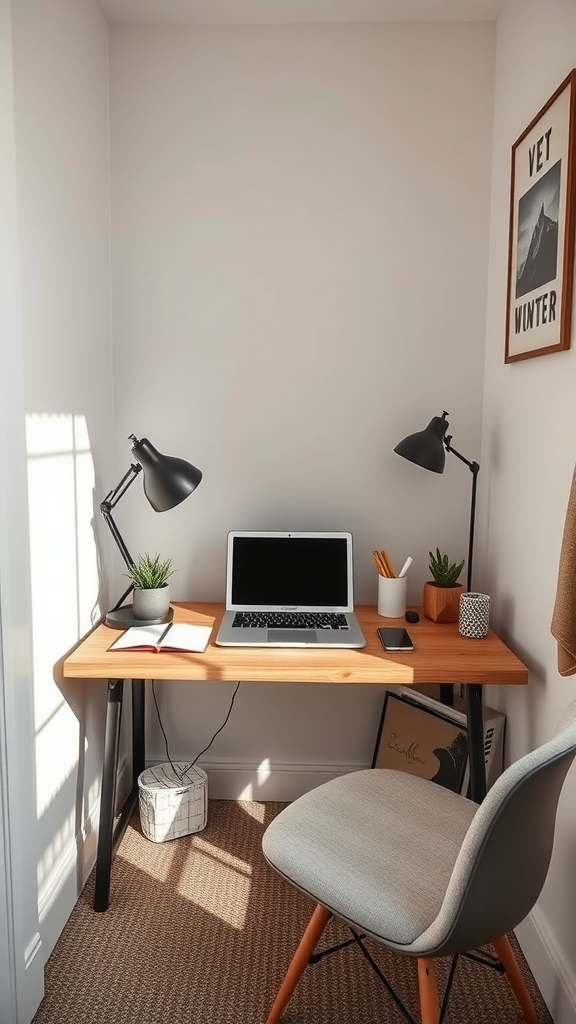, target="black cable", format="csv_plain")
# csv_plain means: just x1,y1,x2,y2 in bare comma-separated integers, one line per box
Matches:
151,680,180,777
181,681,241,773
150,680,241,780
